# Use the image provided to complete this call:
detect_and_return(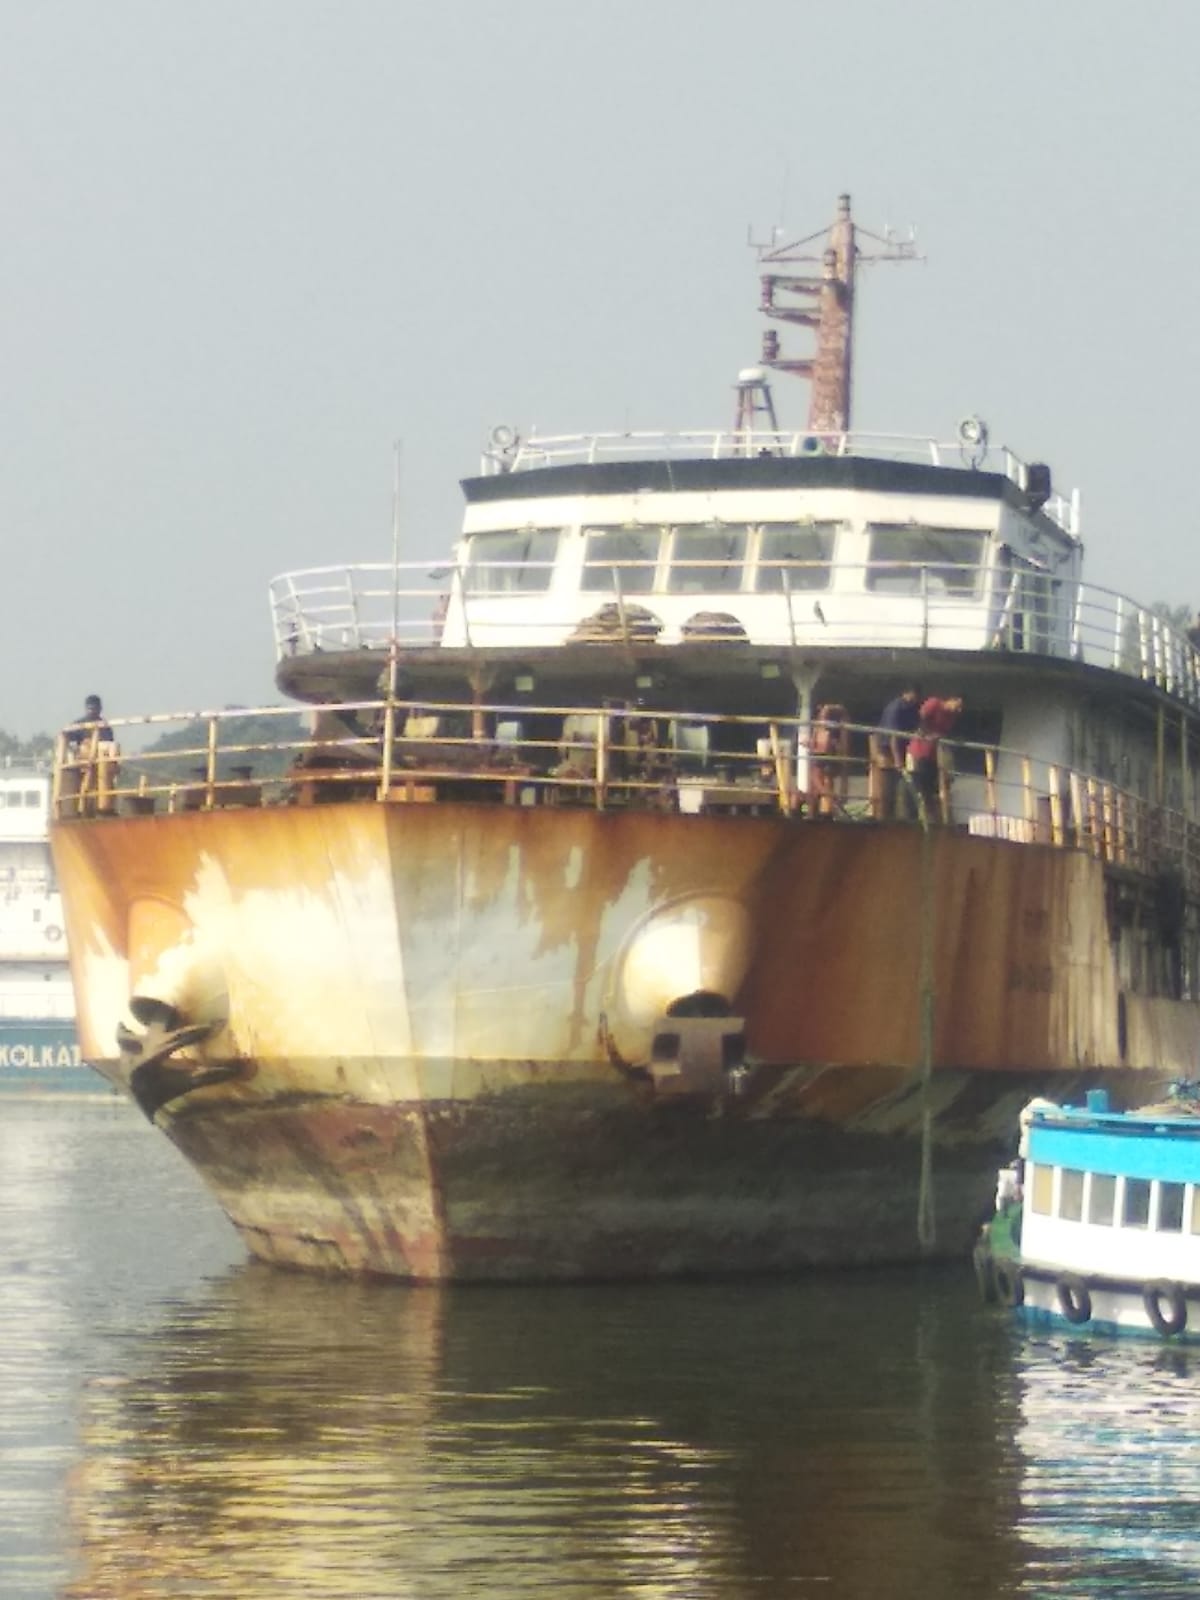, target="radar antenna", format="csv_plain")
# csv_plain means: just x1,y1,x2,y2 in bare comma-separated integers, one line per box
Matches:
751,193,918,435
